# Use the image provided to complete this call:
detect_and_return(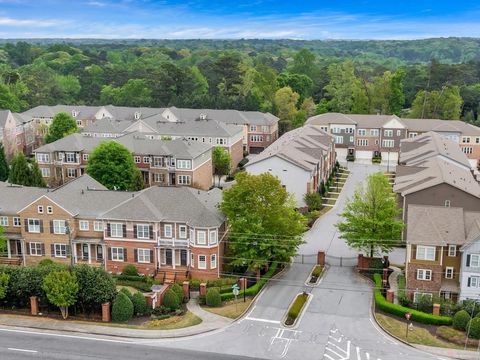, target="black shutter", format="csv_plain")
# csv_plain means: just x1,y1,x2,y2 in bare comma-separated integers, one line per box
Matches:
150,250,154,263
133,225,137,239
107,223,111,237
24,221,29,232
26,242,30,255
108,247,112,260
39,220,44,233
149,225,153,239
468,277,472,287
66,245,71,257
122,224,126,238
50,244,55,257
50,220,54,234
123,248,127,262
134,249,138,262
467,255,471,267
41,243,45,256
